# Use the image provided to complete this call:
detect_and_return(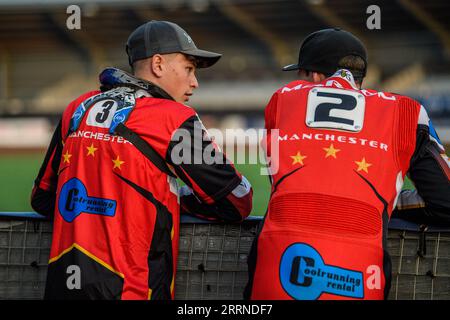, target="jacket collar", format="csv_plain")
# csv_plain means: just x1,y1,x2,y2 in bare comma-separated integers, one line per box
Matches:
99,67,174,100
324,69,359,90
